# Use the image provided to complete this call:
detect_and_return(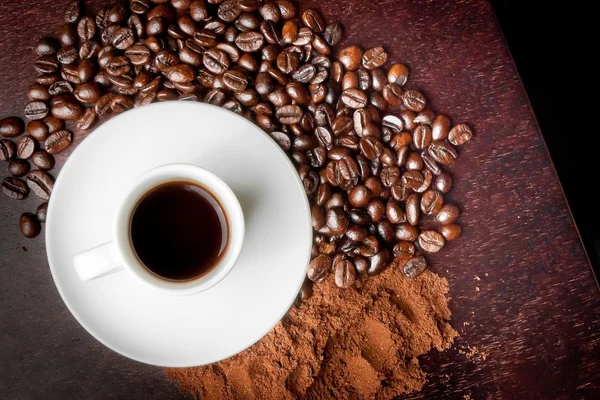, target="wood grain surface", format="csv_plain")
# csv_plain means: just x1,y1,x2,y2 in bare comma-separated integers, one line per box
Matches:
1,0,599,399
